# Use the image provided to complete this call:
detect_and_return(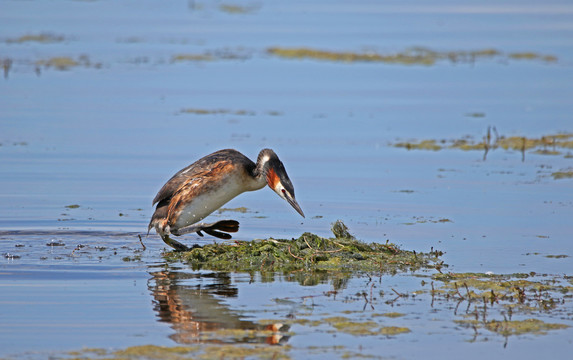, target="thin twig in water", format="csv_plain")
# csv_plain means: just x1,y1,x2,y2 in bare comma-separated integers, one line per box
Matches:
454,283,465,299
370,282,375,307
463,282,471,298
431,282,435,308
138,235,147,251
